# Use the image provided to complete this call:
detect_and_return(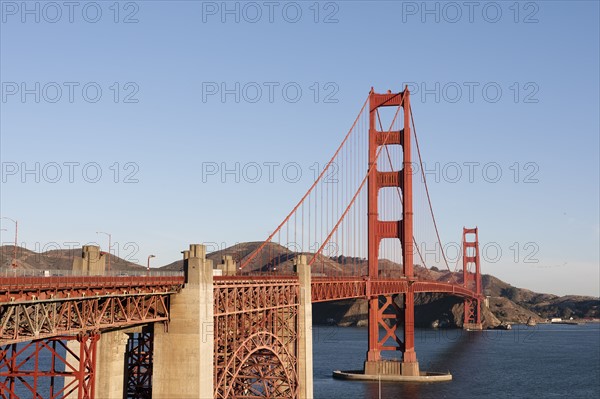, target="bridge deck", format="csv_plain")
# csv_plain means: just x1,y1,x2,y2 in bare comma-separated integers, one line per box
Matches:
0,275,478,305
0,274,478,345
